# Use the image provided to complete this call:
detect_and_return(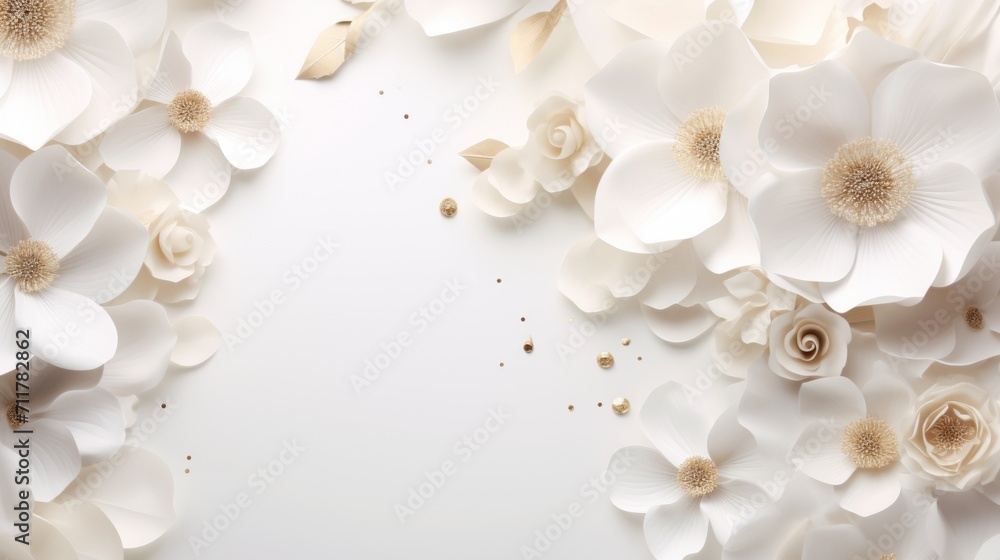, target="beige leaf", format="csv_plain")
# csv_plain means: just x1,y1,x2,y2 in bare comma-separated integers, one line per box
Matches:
459,139,510,171
297,0,383,79
509,0,568,73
